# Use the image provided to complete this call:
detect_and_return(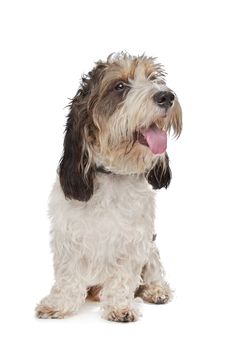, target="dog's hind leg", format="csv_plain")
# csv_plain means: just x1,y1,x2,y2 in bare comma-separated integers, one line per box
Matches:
136,245,173,304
